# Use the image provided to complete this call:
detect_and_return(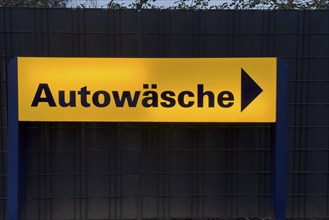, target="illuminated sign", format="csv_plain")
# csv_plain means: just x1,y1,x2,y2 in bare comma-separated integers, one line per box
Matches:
17,57,277,122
